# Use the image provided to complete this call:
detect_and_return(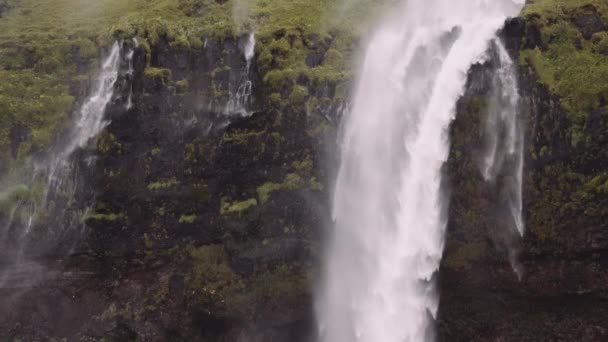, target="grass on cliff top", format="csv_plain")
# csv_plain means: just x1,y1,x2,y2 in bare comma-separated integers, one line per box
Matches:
520,0,608,146
523,0,608,17
0,0,386,167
